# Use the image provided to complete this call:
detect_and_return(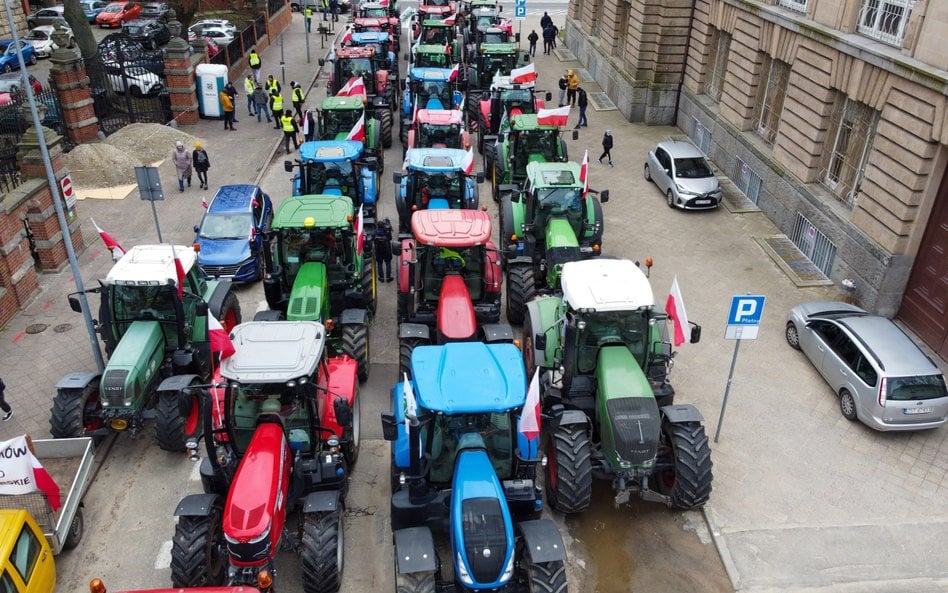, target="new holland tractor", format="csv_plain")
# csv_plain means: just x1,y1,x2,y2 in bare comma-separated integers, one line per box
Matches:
286,140,381,218
262,195,375,381
400,66,463,145
396,209,505,376
490,113,574,201
393,148,483,234
466,44,528,122
51,244,241,451
321,45,397,115
381,341,569,593
171,320,356,593
522,258,712,513
404,109,470,153
501,161,607,325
